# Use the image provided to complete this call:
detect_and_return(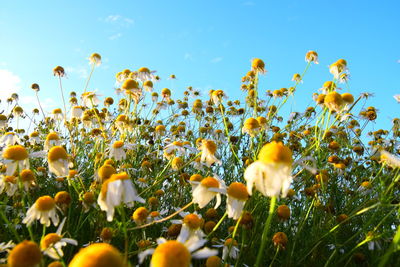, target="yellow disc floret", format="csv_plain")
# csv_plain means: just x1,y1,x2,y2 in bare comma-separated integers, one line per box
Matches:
151,240,191,267
3,145,29,161
48,146,68,162
36,196,55,211
258,141,293,165
8,240,42,267
227,182,249,200
69,243,125,267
